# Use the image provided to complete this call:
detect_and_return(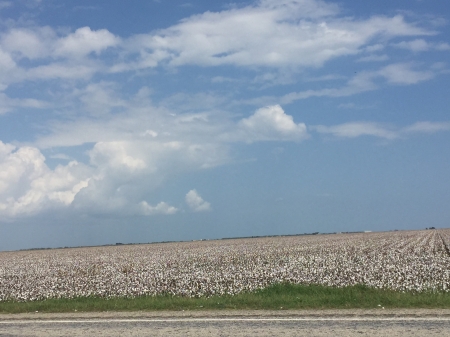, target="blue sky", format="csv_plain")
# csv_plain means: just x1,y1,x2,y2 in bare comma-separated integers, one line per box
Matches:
0,0,449,250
